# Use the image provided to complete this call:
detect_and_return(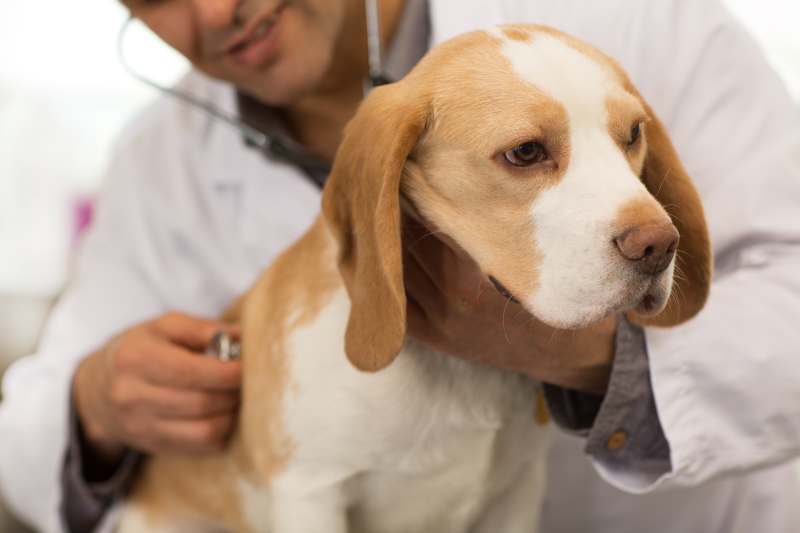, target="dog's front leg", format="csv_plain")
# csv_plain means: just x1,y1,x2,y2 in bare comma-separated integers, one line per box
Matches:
270,478,348,533
466,418,551,533
467,455,548,533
